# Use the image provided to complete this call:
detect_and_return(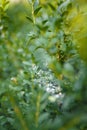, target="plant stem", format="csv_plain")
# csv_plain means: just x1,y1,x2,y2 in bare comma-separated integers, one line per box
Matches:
31,2,35,24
